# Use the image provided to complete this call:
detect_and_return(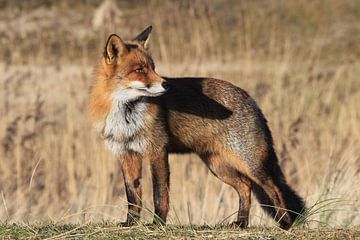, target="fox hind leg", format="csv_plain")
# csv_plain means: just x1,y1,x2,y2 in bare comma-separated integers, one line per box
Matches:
227,175,252,228
199,153,251,228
